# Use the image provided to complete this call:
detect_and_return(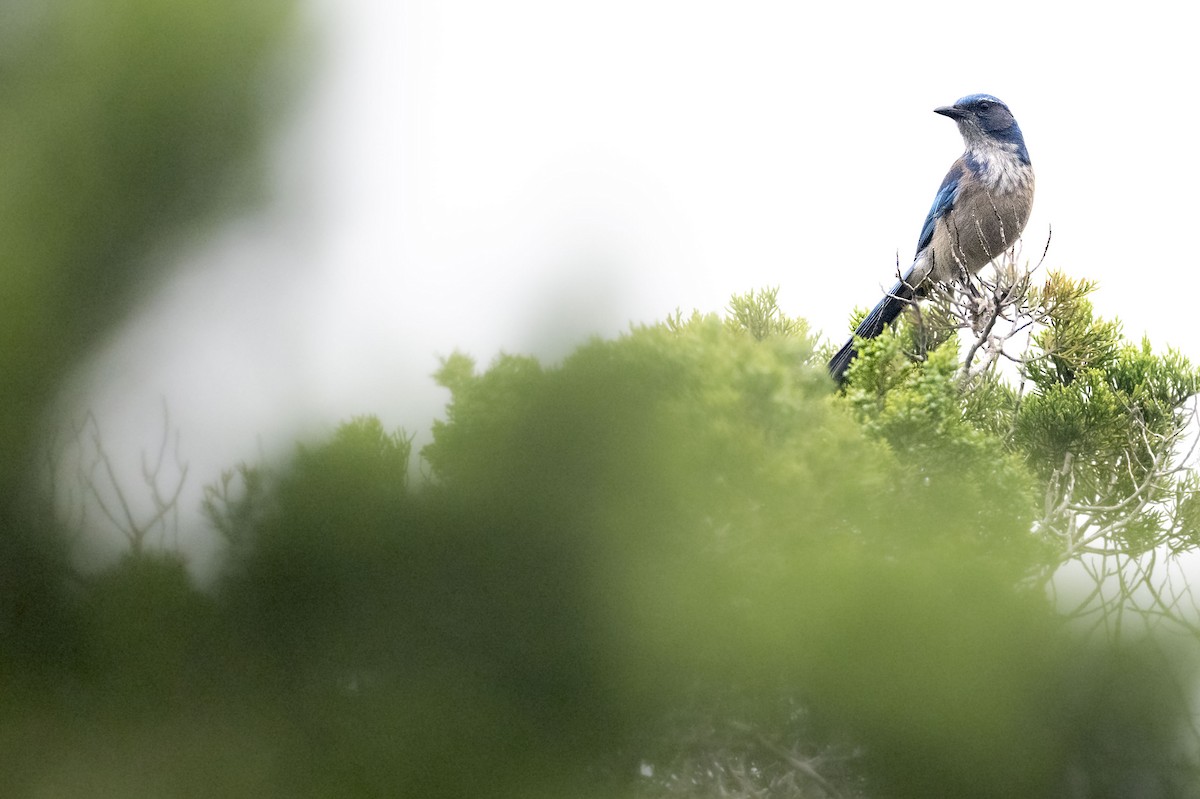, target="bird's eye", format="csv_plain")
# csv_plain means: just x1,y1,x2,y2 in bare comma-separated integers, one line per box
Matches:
977,101,992,112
